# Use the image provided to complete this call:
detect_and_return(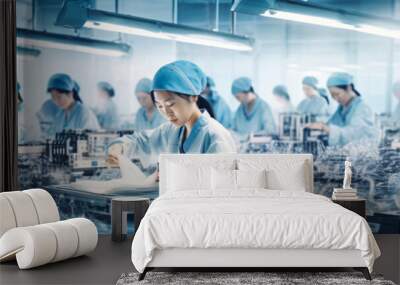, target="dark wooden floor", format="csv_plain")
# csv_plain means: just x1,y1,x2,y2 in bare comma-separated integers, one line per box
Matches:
0,235,134,285
1,234,398,285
